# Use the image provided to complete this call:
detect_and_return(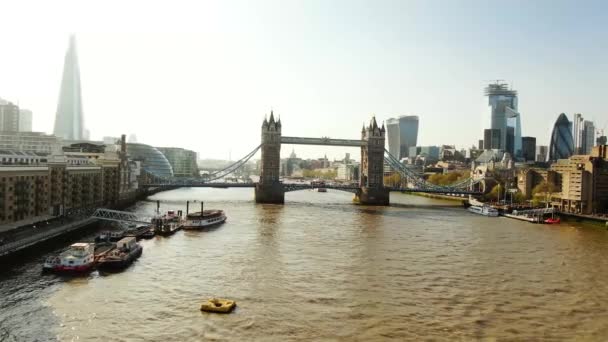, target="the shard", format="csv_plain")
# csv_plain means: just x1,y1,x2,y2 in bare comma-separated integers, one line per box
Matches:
53,35,85,140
